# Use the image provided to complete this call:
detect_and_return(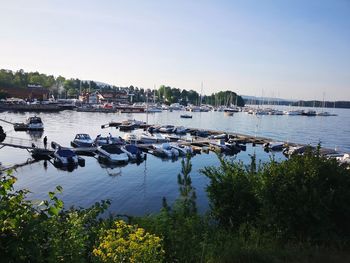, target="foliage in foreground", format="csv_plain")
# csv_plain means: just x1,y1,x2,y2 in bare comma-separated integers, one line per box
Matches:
0,173,164,263
1,150,350,262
